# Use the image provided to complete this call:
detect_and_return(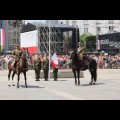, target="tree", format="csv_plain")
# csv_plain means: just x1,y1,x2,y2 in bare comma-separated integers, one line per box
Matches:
80,33,94,51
